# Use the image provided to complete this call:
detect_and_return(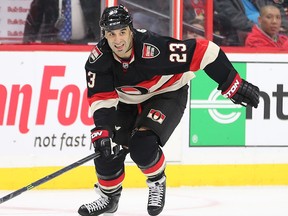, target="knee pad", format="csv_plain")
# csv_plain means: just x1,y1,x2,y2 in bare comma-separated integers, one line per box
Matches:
94,150,126,176
129,130,162,167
